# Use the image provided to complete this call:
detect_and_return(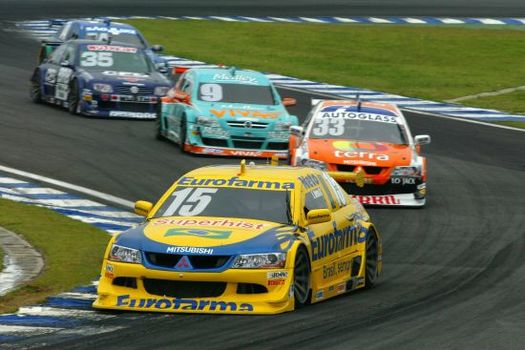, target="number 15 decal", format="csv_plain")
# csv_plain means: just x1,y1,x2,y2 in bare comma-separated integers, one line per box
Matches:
163,188,218,216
